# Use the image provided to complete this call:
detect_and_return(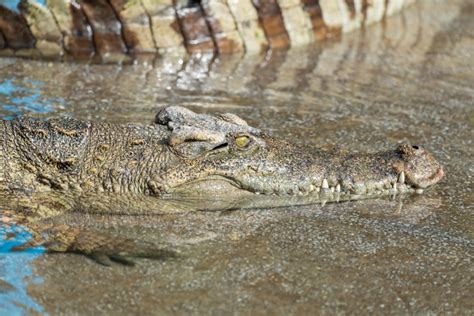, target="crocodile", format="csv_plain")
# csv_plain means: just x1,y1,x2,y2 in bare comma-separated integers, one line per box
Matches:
0,106,443,264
